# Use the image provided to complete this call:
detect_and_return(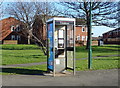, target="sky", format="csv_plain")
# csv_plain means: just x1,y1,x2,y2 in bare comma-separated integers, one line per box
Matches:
1,0,120,2
1,1,117,37
92,26,115,37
